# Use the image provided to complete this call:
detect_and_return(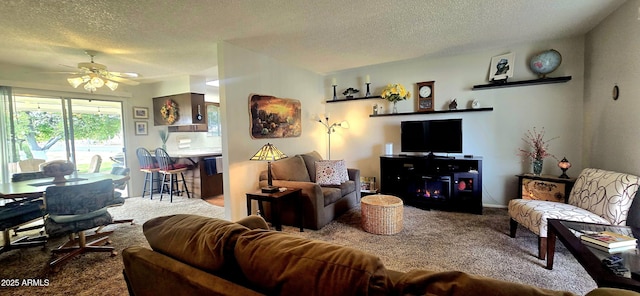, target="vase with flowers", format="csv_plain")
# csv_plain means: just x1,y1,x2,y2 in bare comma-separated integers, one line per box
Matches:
517,127,557,175
381,83,411,113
